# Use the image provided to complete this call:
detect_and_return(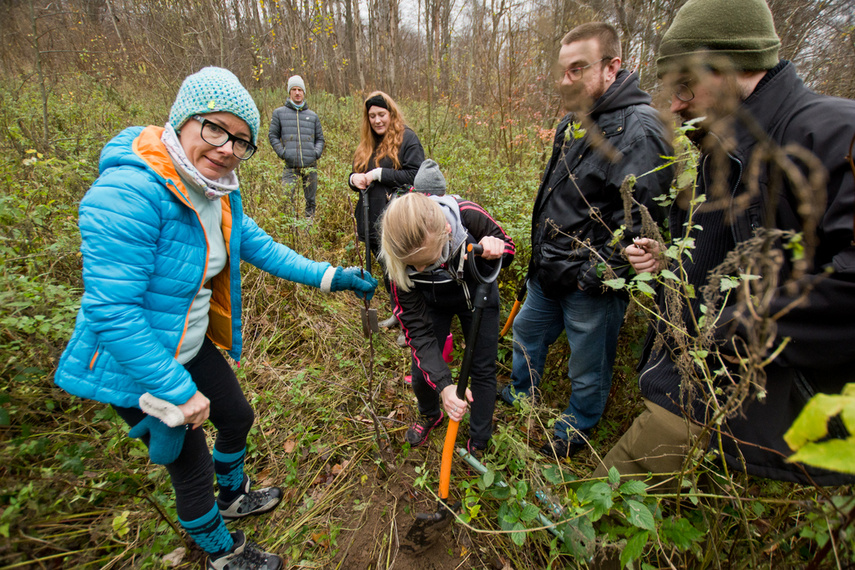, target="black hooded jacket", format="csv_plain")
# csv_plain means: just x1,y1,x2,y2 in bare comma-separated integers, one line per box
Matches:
530,70,674,297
